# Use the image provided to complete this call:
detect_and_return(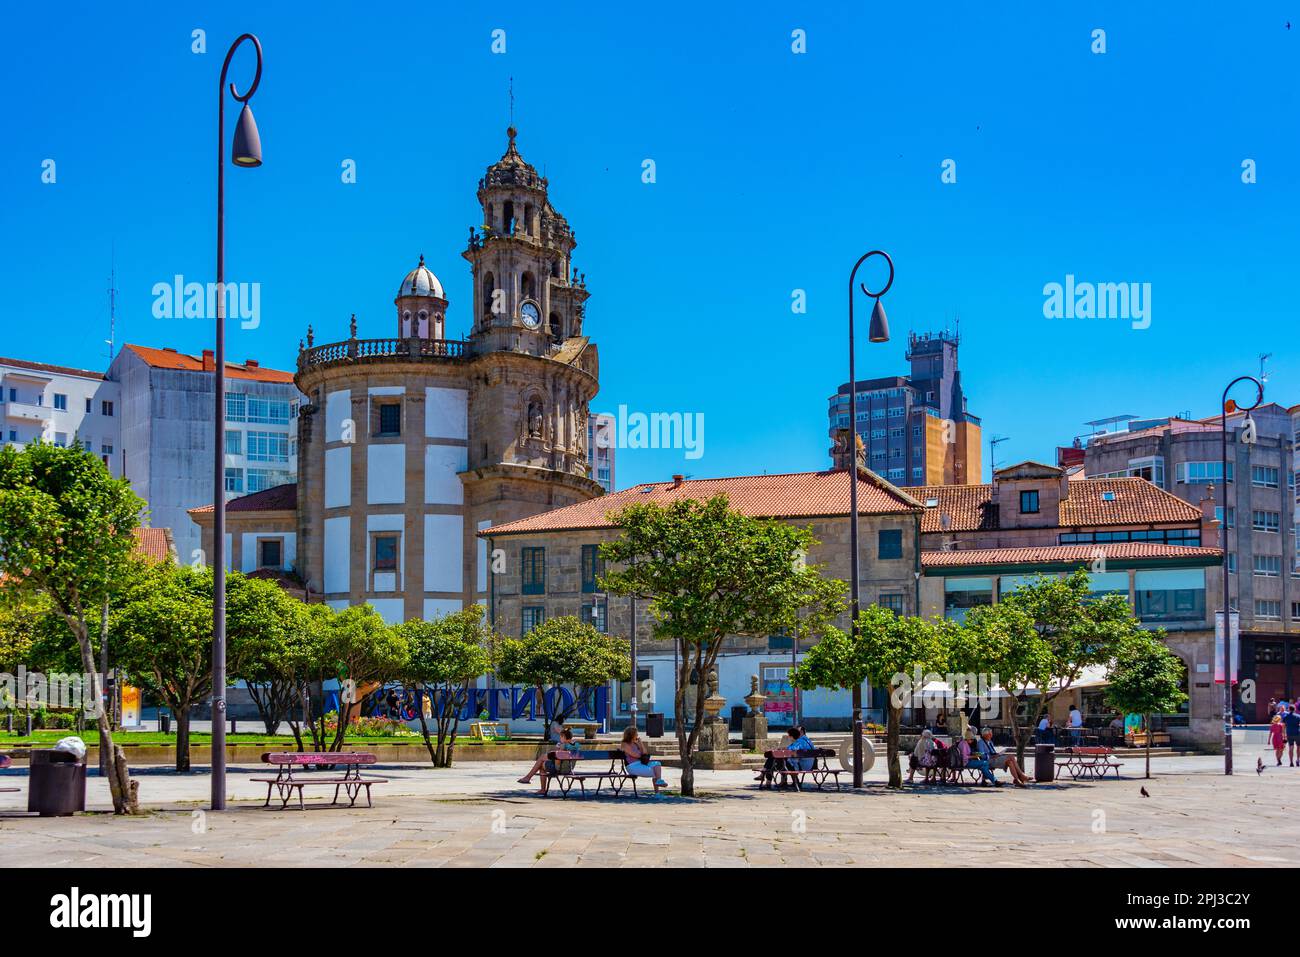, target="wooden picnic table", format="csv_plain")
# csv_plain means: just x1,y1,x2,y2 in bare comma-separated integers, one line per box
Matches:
252,752,388,810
